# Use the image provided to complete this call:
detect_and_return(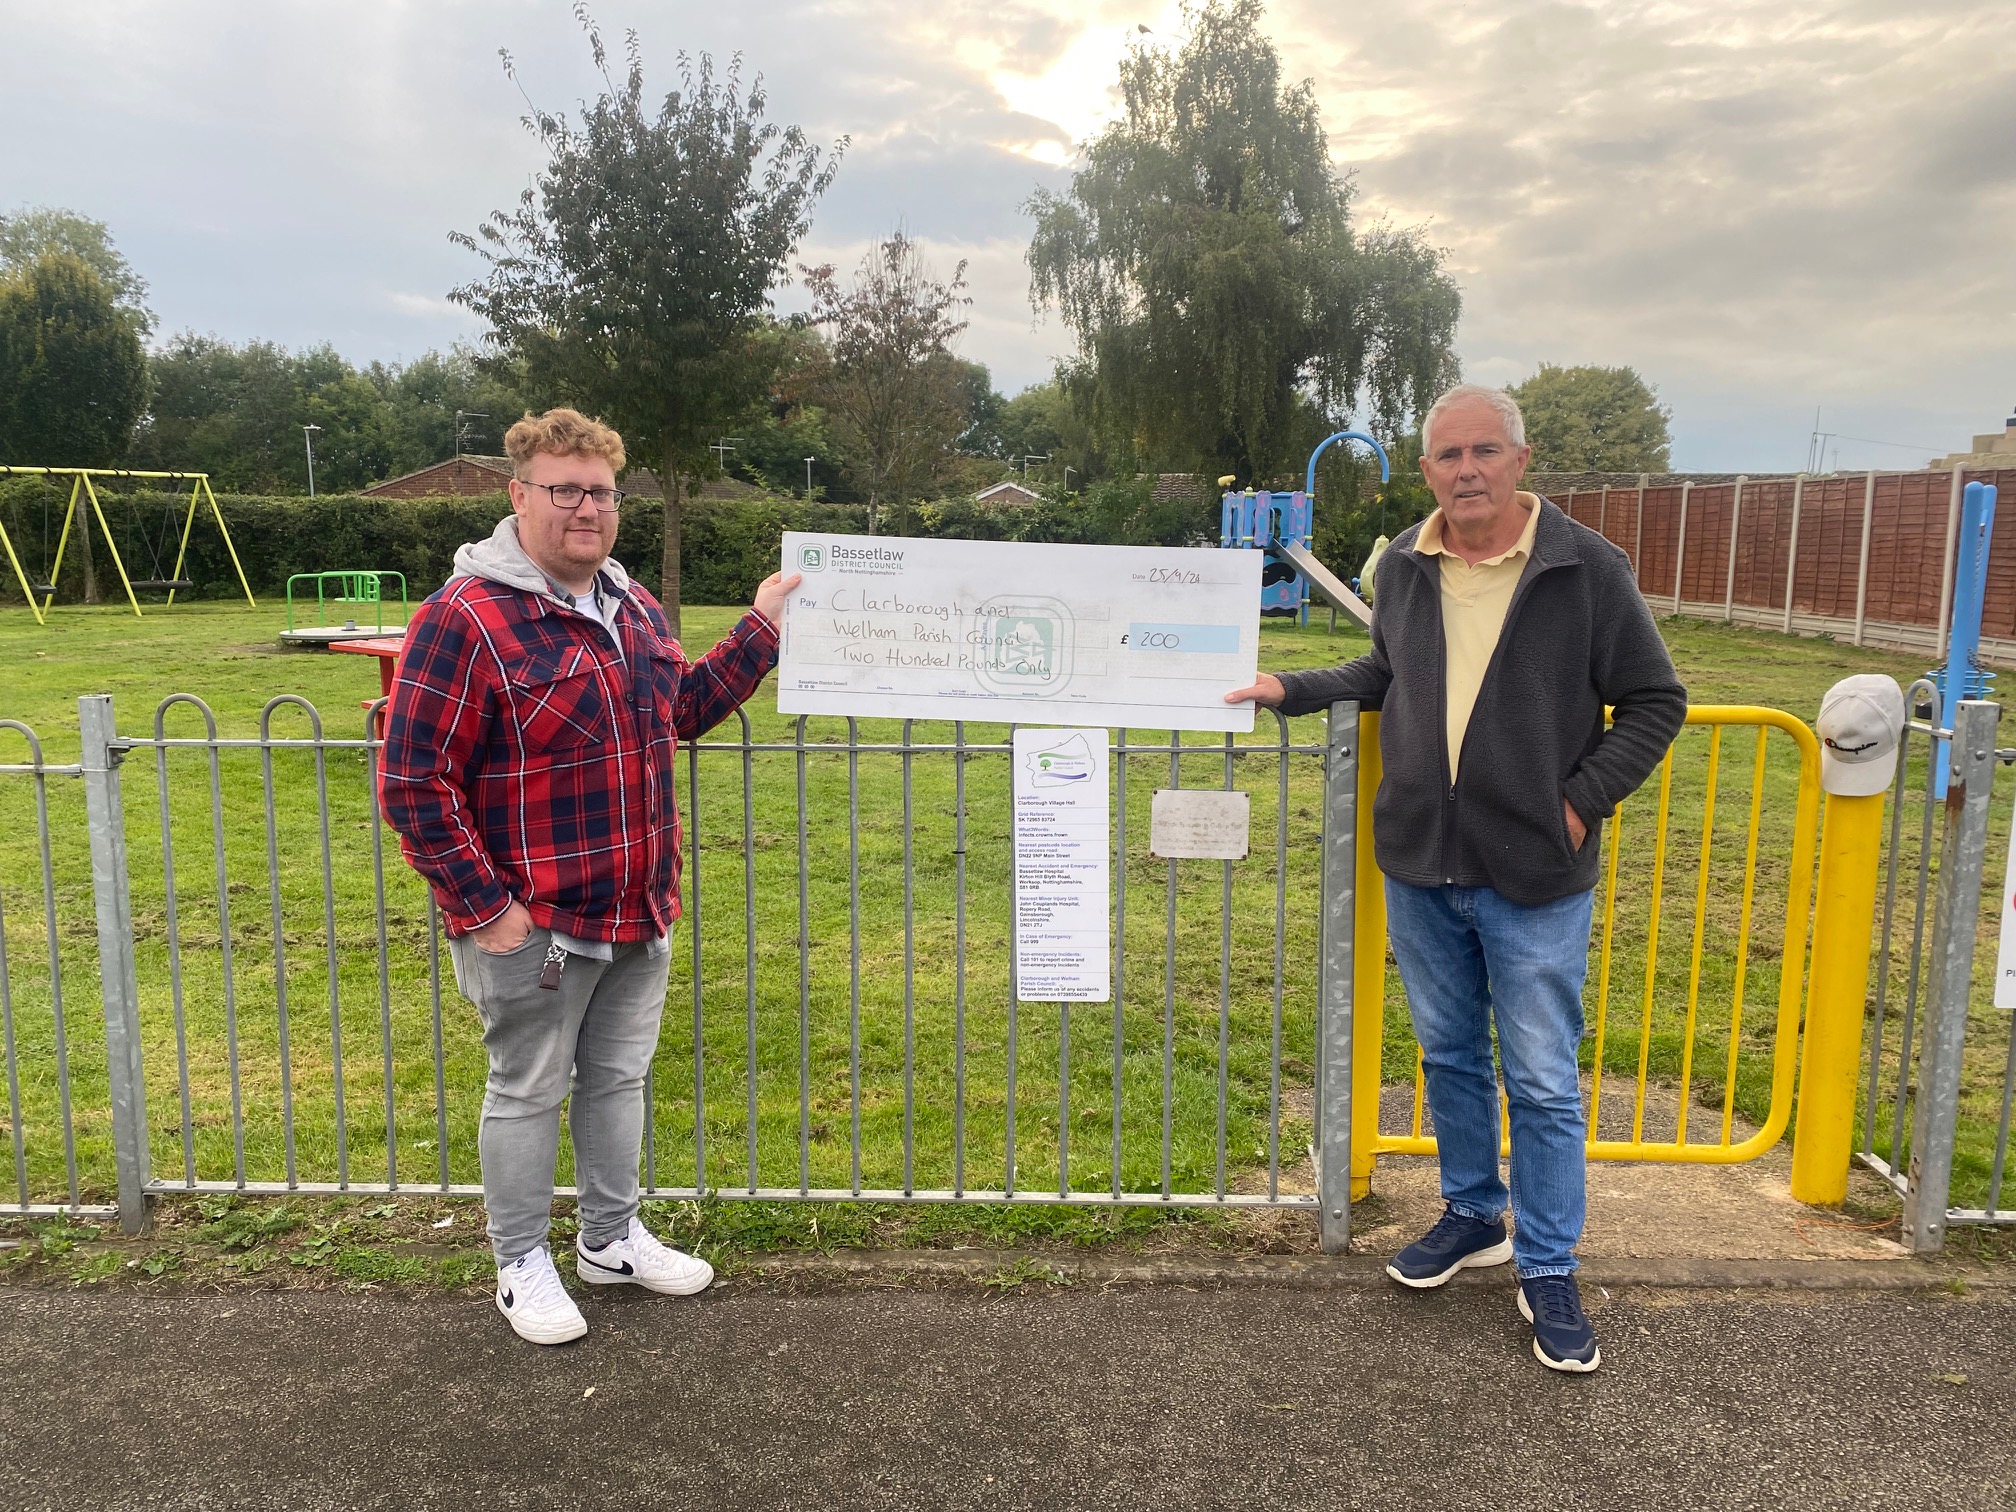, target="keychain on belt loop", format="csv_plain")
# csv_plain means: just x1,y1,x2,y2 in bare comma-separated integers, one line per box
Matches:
539,940,568,991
